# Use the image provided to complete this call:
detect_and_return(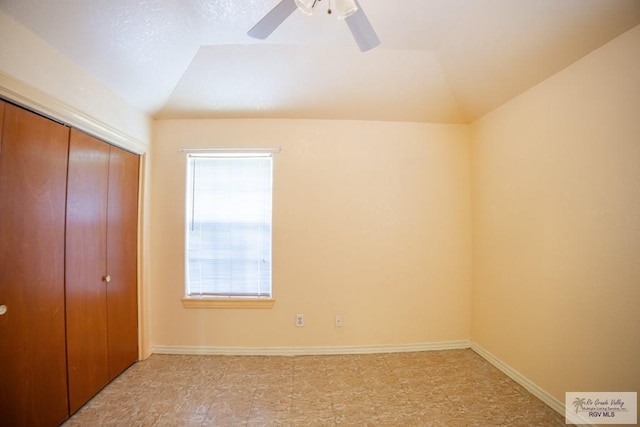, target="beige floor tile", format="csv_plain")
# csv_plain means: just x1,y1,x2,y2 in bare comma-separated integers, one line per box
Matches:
63,349,569,426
